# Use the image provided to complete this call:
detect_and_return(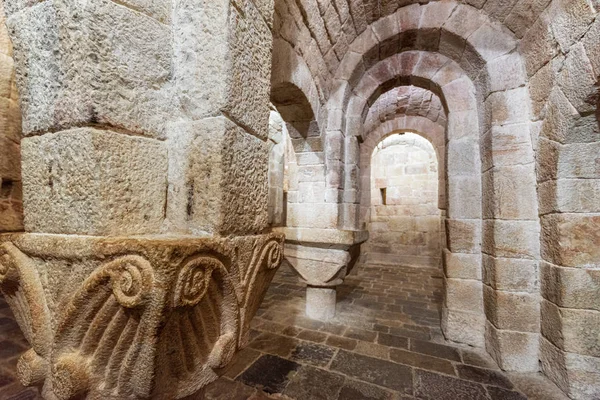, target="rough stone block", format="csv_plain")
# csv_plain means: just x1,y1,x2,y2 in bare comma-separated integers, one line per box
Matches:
541,299,600,357
549,0,596,53
21,128,167,235
166,117,269,235
486,87,531,126
443,250,482,280
482,220,540,259
286,203,338,229
539,179,600,214
443,77,477,112
483,123,534,169
467,22,517,62
483,255,539,293
8,0,172,137
485,322,539,372
541,214,600,268
446,219,481,254
483,285,540,332
557,142,600,179
447,176,482,219
541,261,600,311
445,278,484,313
556,42,597,114
540,337,600,400
447,110,479,141
447,139,480,176
173,0,272,138
442,307,485,347
482,166,538,220
520,14,558,76
487,50,527,92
